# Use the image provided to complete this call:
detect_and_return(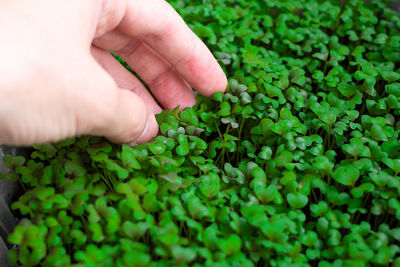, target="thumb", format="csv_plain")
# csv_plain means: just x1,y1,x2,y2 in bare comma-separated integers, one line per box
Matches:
0,55,158,146
77,61,159,145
